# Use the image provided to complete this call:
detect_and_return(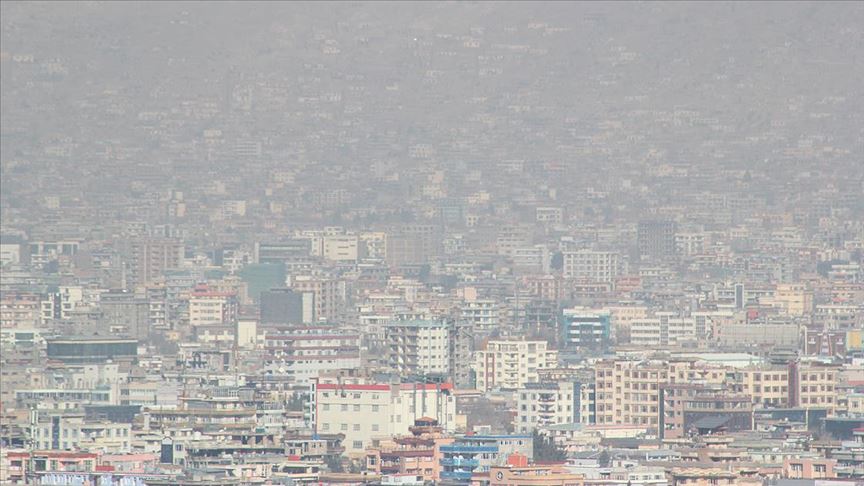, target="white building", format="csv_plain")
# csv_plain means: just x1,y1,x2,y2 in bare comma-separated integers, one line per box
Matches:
562,250,622,282
630,313,696,347
474,339,558,392
322,235,360,262
384,320,450,376
312,380,456,455
516,382,579,433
